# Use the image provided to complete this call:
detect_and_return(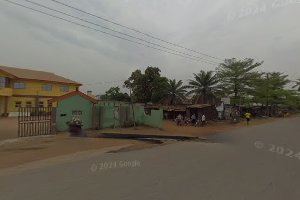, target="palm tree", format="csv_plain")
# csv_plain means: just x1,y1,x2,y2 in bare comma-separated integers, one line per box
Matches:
216,58,262,98
160,79,187,105
292,79,300,91
186,71,219,104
